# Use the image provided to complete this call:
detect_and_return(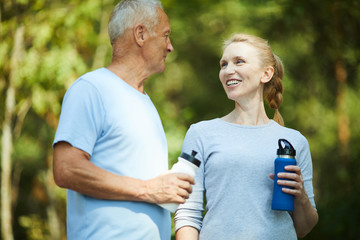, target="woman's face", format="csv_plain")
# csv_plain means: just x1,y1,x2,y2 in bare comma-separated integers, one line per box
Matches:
219,42,268,102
